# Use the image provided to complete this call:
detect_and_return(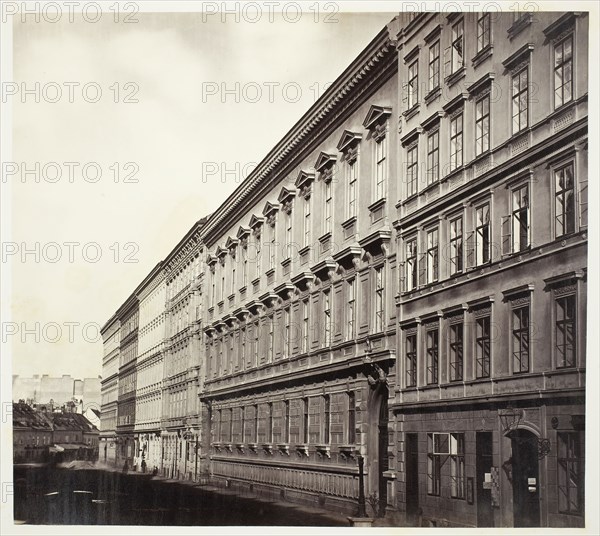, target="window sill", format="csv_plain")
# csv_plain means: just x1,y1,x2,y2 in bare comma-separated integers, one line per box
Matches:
402,103,420,121
471,44,493,68
445,66,466,88
424,86,441,105
507,14,533,40
368,197,386,213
